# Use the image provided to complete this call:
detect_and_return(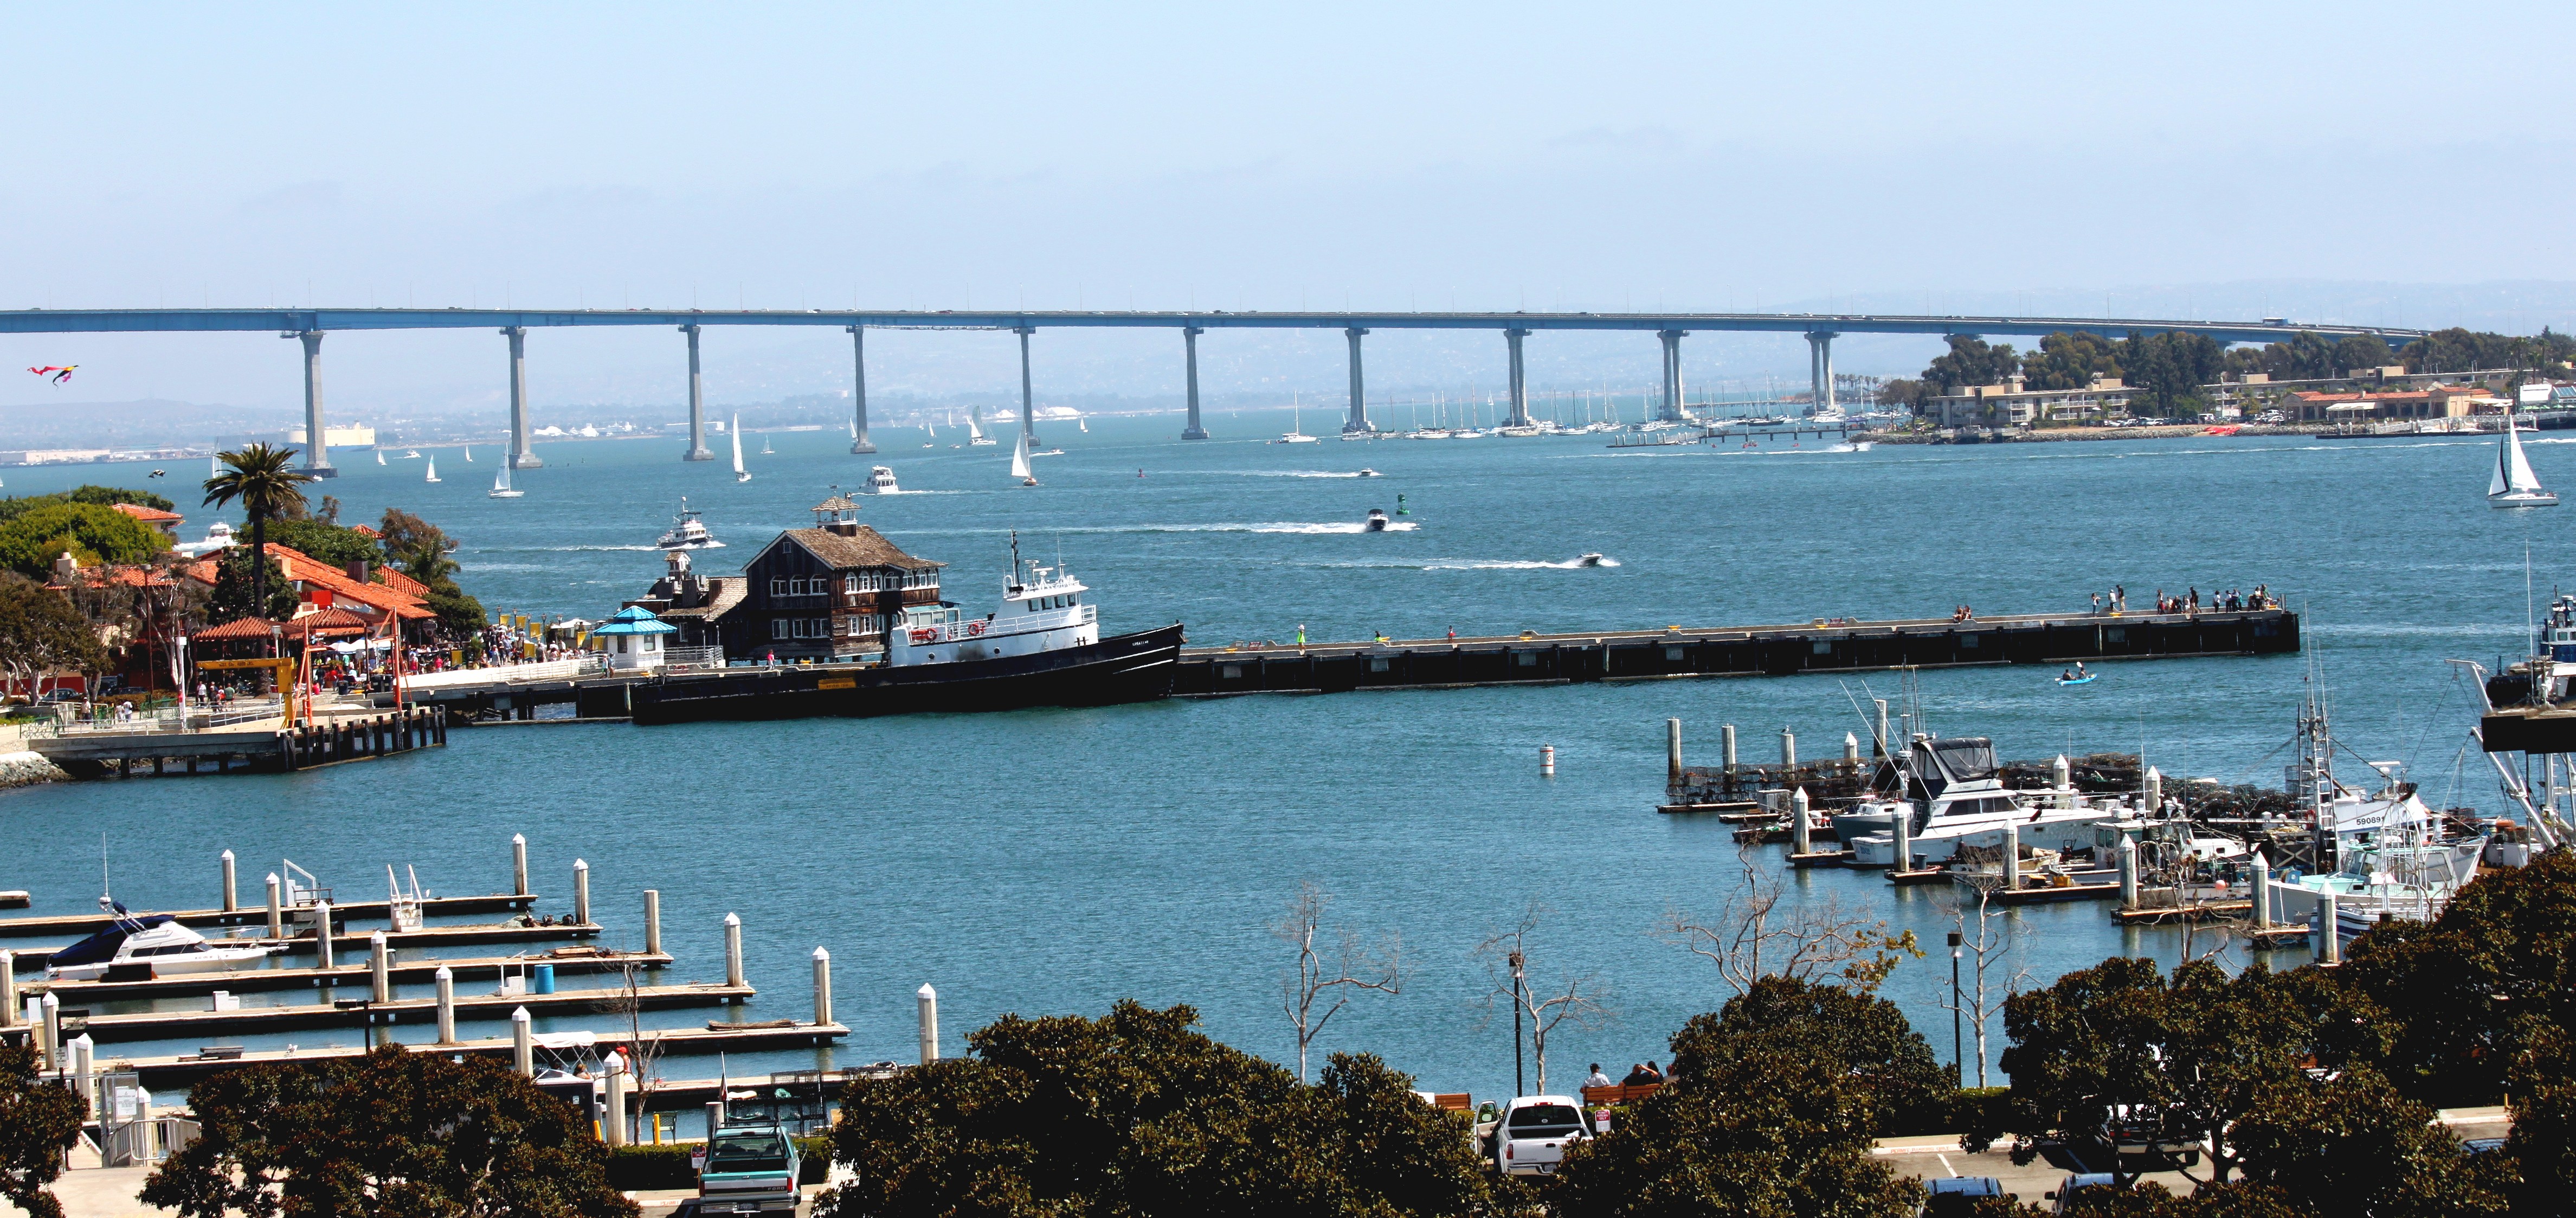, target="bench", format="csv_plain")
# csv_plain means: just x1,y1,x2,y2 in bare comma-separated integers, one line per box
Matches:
1581,1083,1662,1107
1427,1093,1472,1112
